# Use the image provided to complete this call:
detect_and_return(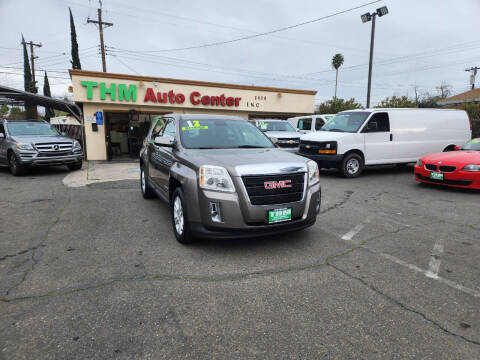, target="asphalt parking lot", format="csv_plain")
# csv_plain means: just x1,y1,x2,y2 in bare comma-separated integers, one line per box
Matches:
0,163,479,359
